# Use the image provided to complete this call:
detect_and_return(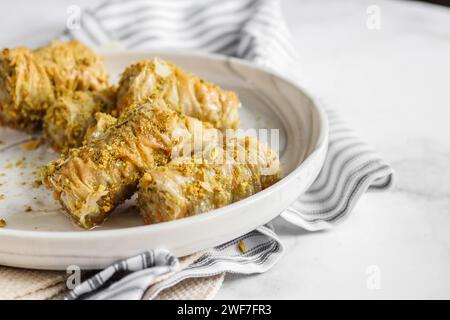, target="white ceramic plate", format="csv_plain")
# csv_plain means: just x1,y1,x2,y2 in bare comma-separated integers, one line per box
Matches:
0,51,328,270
